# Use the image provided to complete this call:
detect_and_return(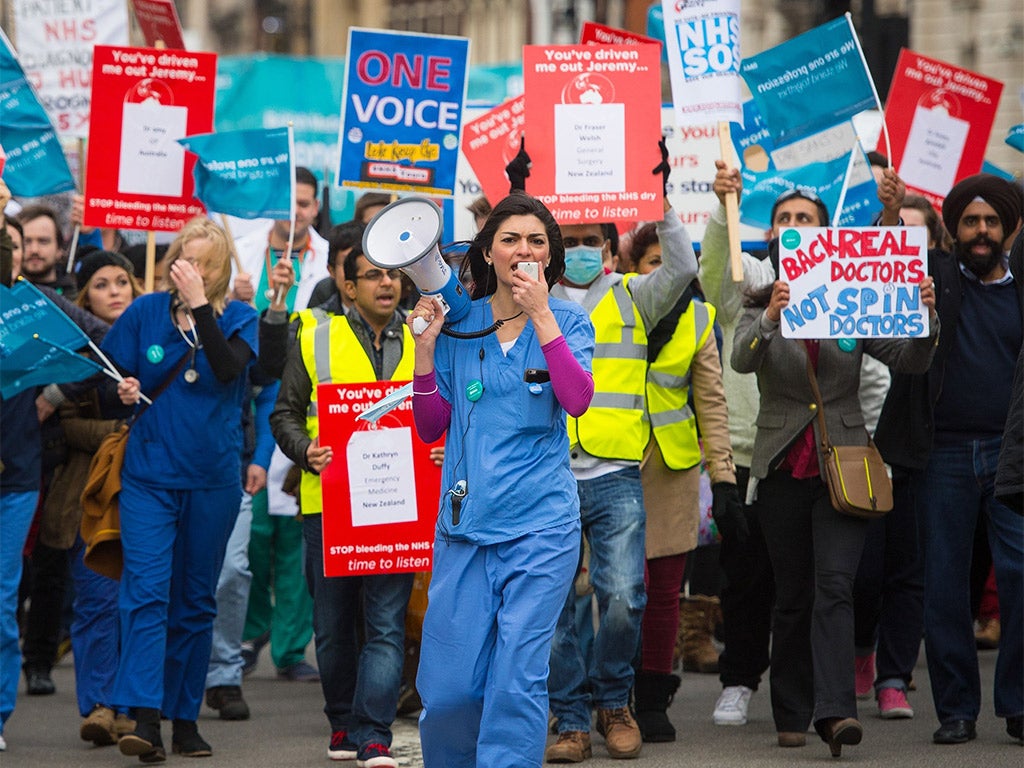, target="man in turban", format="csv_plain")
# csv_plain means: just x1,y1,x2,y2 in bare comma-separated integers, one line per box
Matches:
875,173,1023,746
